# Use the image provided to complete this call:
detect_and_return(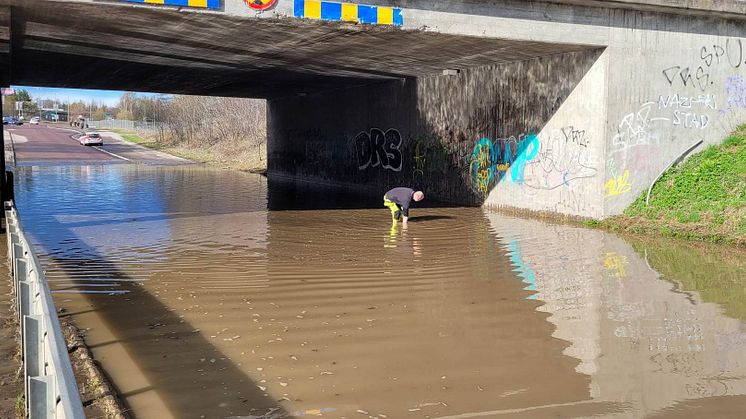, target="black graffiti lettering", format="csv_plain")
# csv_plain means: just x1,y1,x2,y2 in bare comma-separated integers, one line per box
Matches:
384,129,403,171
355,132,372,170
726,38,743,68
695,66,709,91
354,128,403,172
561,126,588,147
662,66,680,85
370,128,388,168
668,38,743,89
713,44,726,65
679,67,694,87
701,46,713,67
